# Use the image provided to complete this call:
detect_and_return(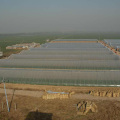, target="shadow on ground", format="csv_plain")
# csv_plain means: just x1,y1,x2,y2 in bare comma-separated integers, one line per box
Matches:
10,89,15,111
25,110,53,120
